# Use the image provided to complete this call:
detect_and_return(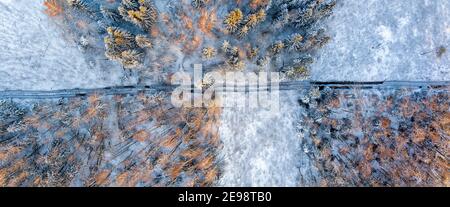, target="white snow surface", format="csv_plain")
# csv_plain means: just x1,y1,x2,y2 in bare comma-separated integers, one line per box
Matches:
218,91,302,187
310,0,450,81
0,0,131,91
